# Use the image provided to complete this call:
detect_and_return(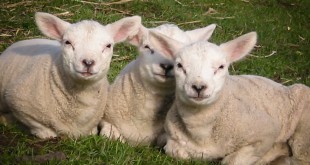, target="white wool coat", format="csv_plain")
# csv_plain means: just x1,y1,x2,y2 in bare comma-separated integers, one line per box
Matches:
165,75,310,164
0,39,108,138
